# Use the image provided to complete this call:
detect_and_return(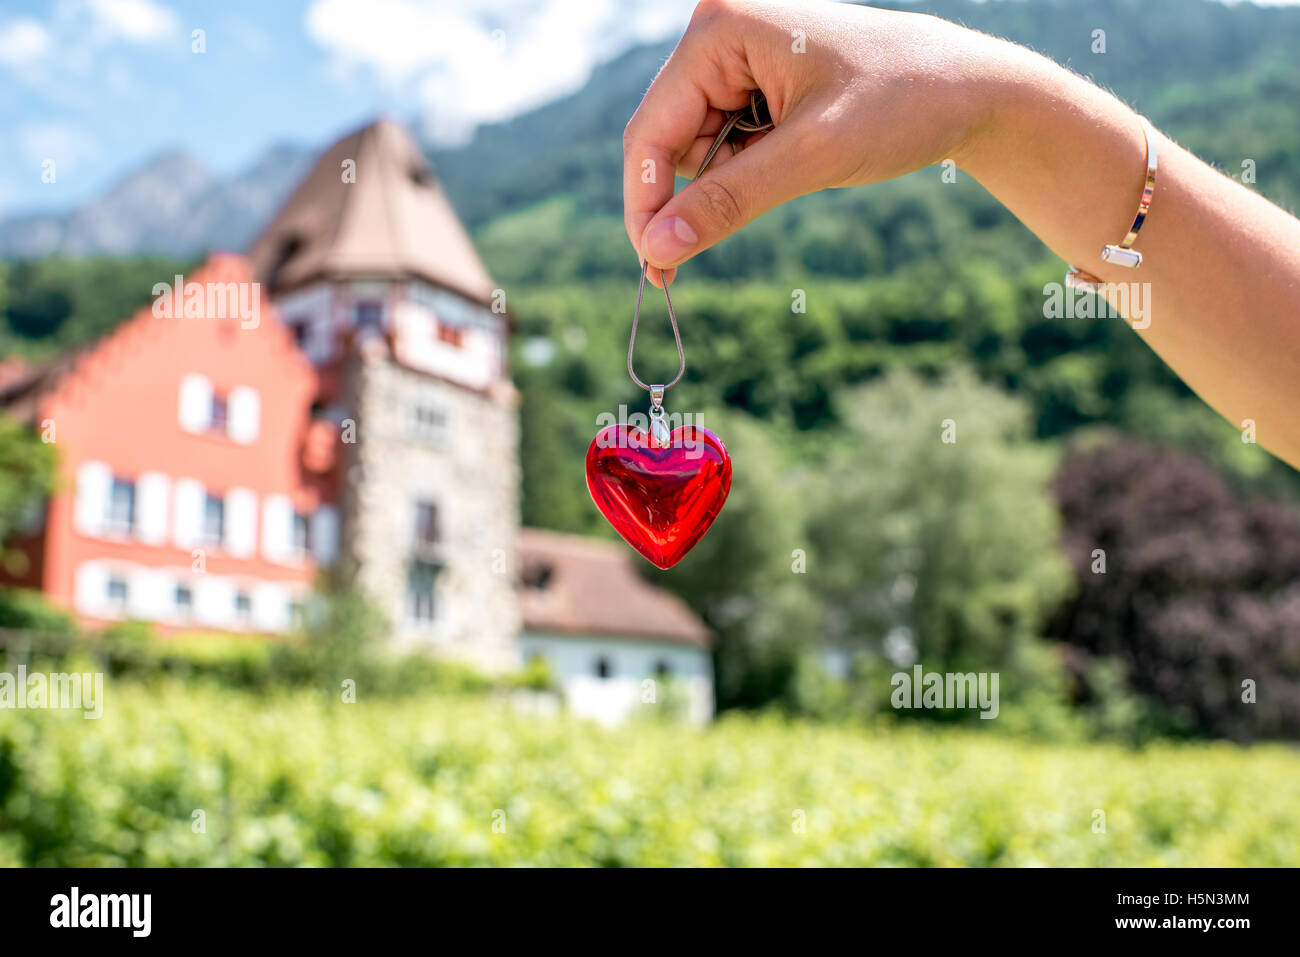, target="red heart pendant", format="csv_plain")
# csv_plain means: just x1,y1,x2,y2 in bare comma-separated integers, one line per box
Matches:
586,424,732,569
